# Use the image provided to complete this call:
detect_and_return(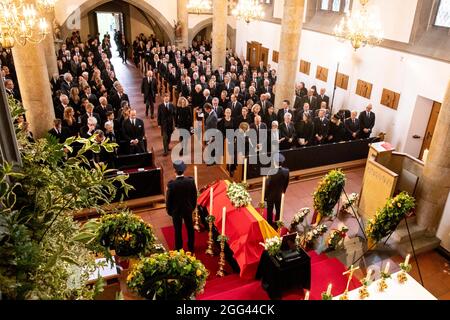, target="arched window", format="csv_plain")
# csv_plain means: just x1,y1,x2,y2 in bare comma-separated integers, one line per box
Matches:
434,0,450,28
320,0,351,13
